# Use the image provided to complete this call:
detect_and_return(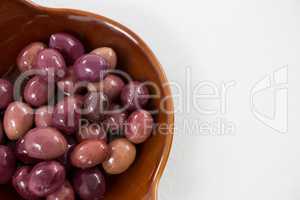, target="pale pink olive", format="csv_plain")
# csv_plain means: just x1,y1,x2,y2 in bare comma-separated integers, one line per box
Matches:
52,96,82,134
91,47,117,69
102,138,136,175
73,54,108,82
4,102,34,140
17,42,46,72
0,145,16,183
0,79,13,109
70,139,109,169
125,109,154,144
120,81,150,111
28,161,65,197
46,181,75,200
49,32,85,64
12,166,39,200
72,168,106,200
34,48,67,81
23,127,67,160
24,76,51,107
35,106,53,127
57,67,77,96
77,123,107,143
88,74,125,101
